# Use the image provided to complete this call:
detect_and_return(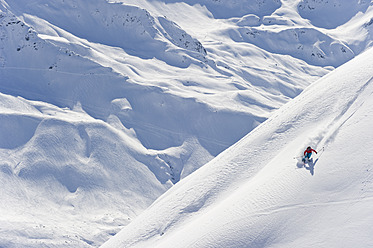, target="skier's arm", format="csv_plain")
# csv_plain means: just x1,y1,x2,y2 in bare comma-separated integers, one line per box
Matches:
312,149,317,154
